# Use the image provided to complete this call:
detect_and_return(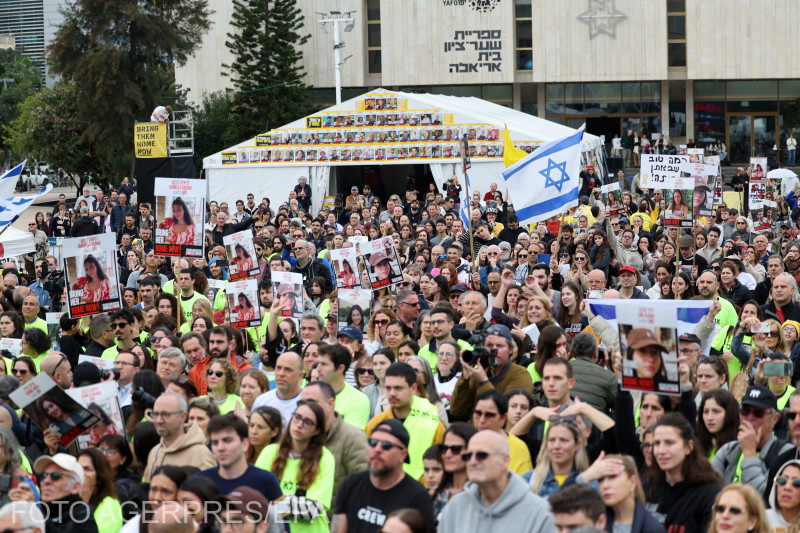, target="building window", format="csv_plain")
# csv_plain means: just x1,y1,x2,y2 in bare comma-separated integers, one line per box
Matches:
367,0,381,74
515,0,532,70
667,1,686,68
